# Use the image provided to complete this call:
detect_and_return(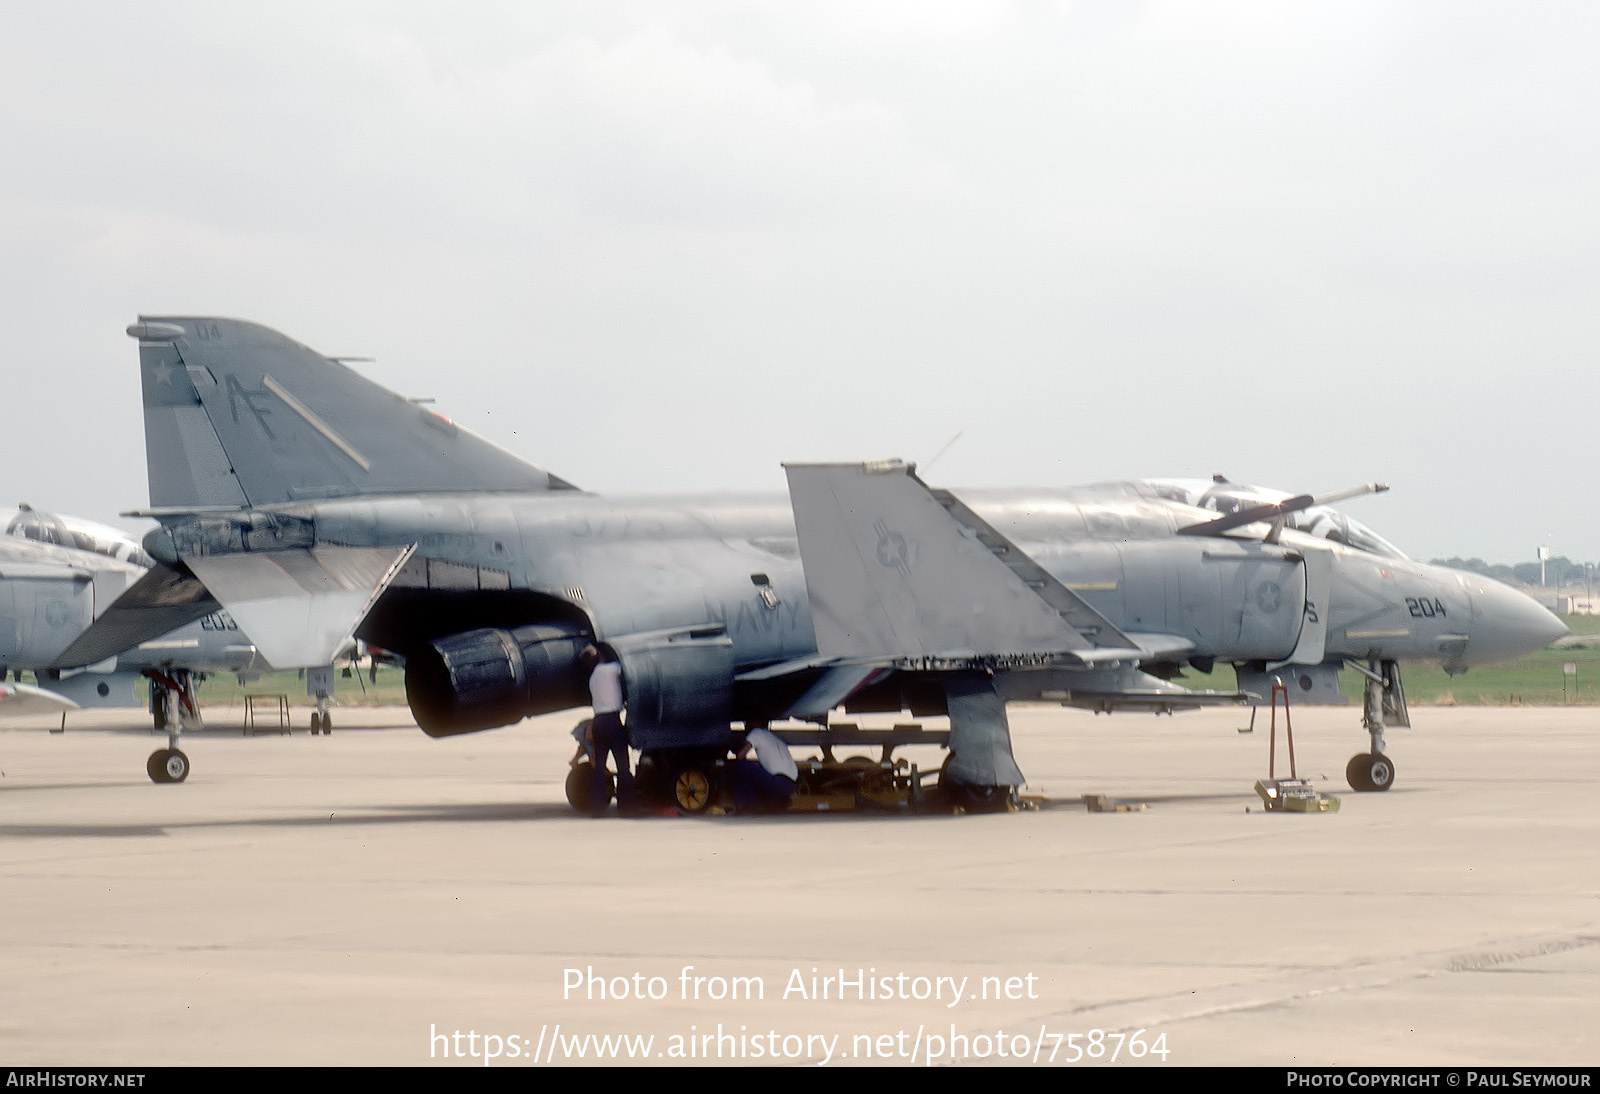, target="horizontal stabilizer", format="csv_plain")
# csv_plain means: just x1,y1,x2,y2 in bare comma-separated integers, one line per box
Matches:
784,460,1138,664
0,683,80,717
50,562,218,669
183,545,413,669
